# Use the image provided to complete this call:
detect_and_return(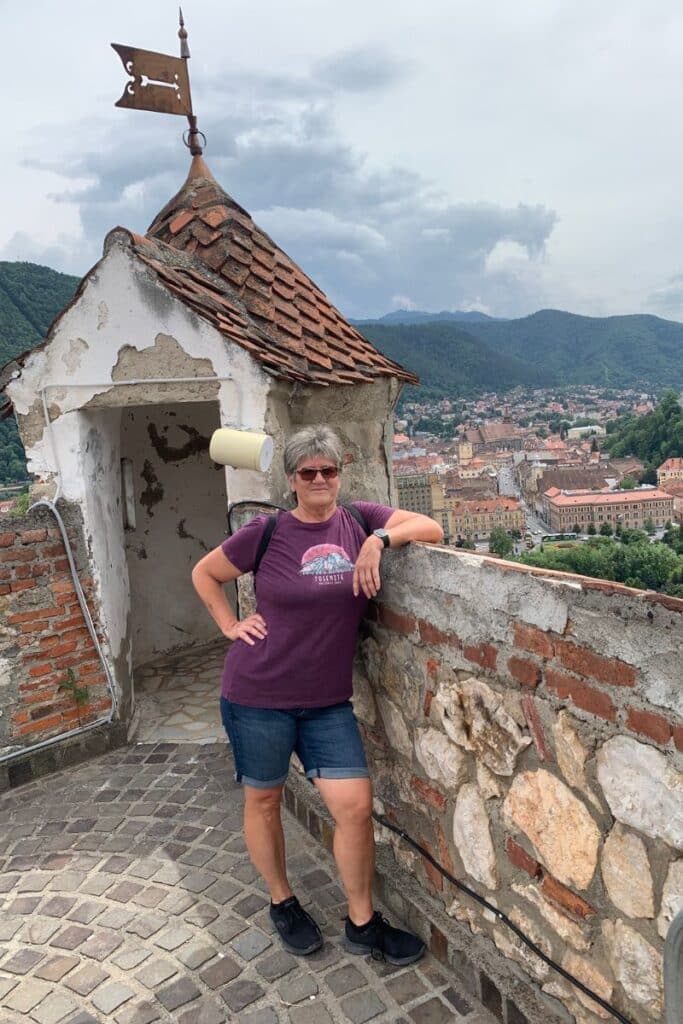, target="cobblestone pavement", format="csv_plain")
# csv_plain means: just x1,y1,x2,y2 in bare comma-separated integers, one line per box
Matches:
0,743,496,1024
